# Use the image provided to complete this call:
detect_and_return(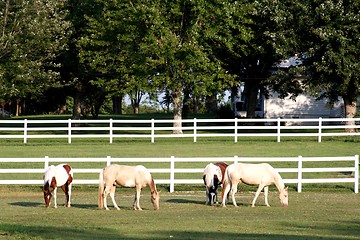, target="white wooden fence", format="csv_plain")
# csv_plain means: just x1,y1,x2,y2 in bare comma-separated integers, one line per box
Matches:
0,118,359,143
0,155,358,193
